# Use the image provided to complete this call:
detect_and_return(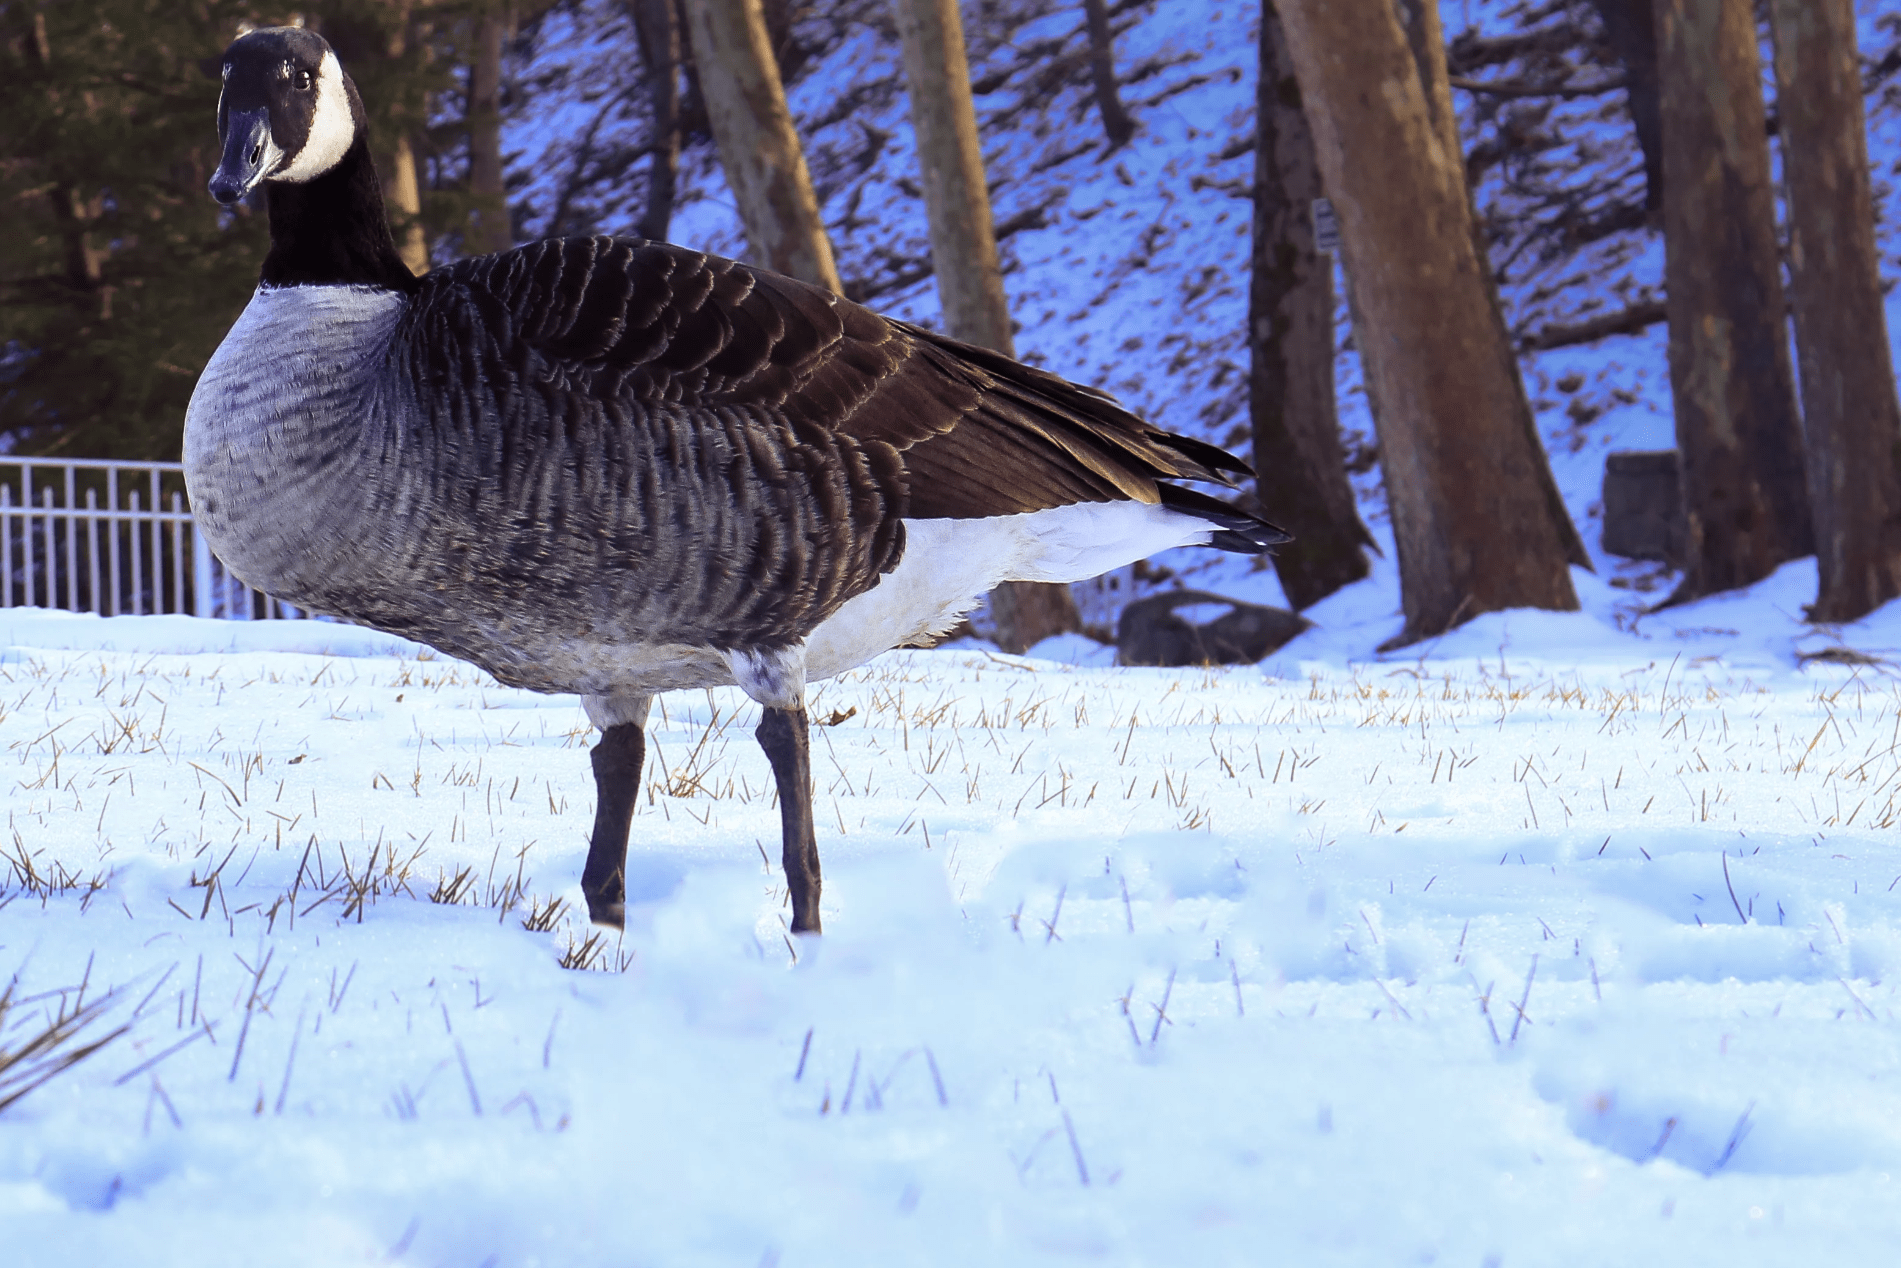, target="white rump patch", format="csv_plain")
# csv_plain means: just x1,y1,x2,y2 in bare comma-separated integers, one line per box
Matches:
982,500,1217,584
803,500,1214,680
275,51,354,183
726,645,809,710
